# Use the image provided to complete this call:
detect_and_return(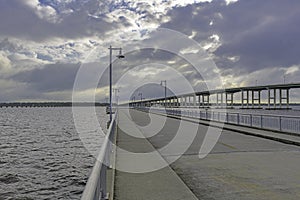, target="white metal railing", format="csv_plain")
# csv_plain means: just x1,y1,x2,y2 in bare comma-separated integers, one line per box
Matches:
81,111,117,200
138,107,300,134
